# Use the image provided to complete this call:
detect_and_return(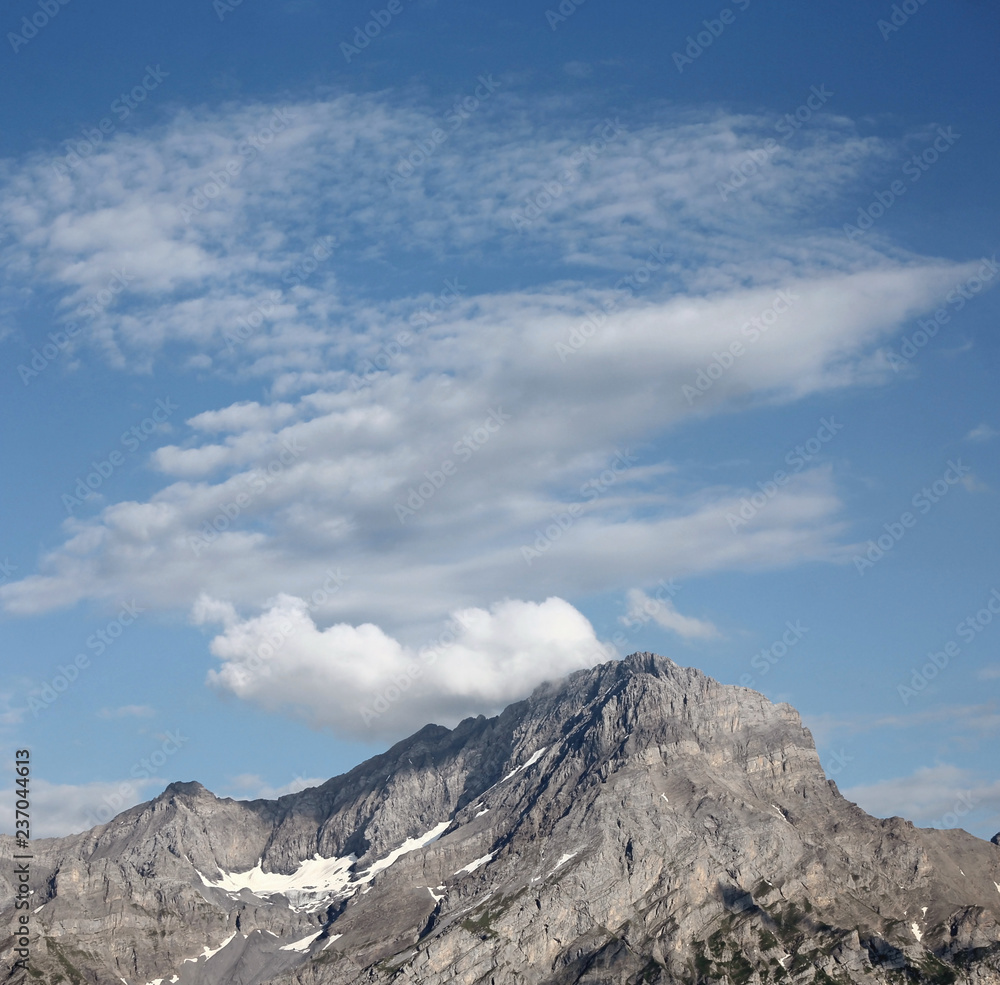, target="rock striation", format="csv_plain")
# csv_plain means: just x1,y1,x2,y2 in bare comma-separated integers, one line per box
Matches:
2,653,999,984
